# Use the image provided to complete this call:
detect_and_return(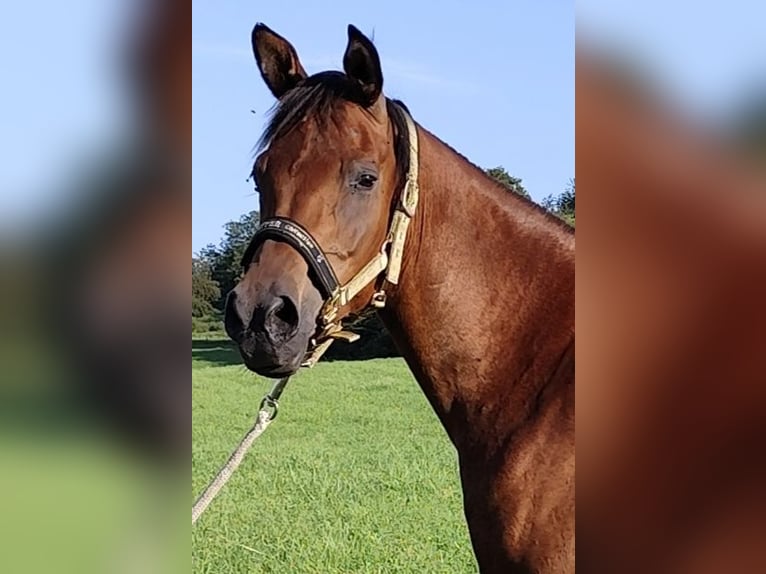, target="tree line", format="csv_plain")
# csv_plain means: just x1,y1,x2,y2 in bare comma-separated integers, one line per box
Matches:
193,167,575,358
